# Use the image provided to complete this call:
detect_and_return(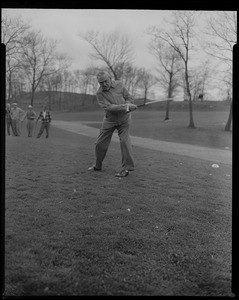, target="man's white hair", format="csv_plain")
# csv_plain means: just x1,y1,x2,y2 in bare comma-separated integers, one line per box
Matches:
97,71,111,82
